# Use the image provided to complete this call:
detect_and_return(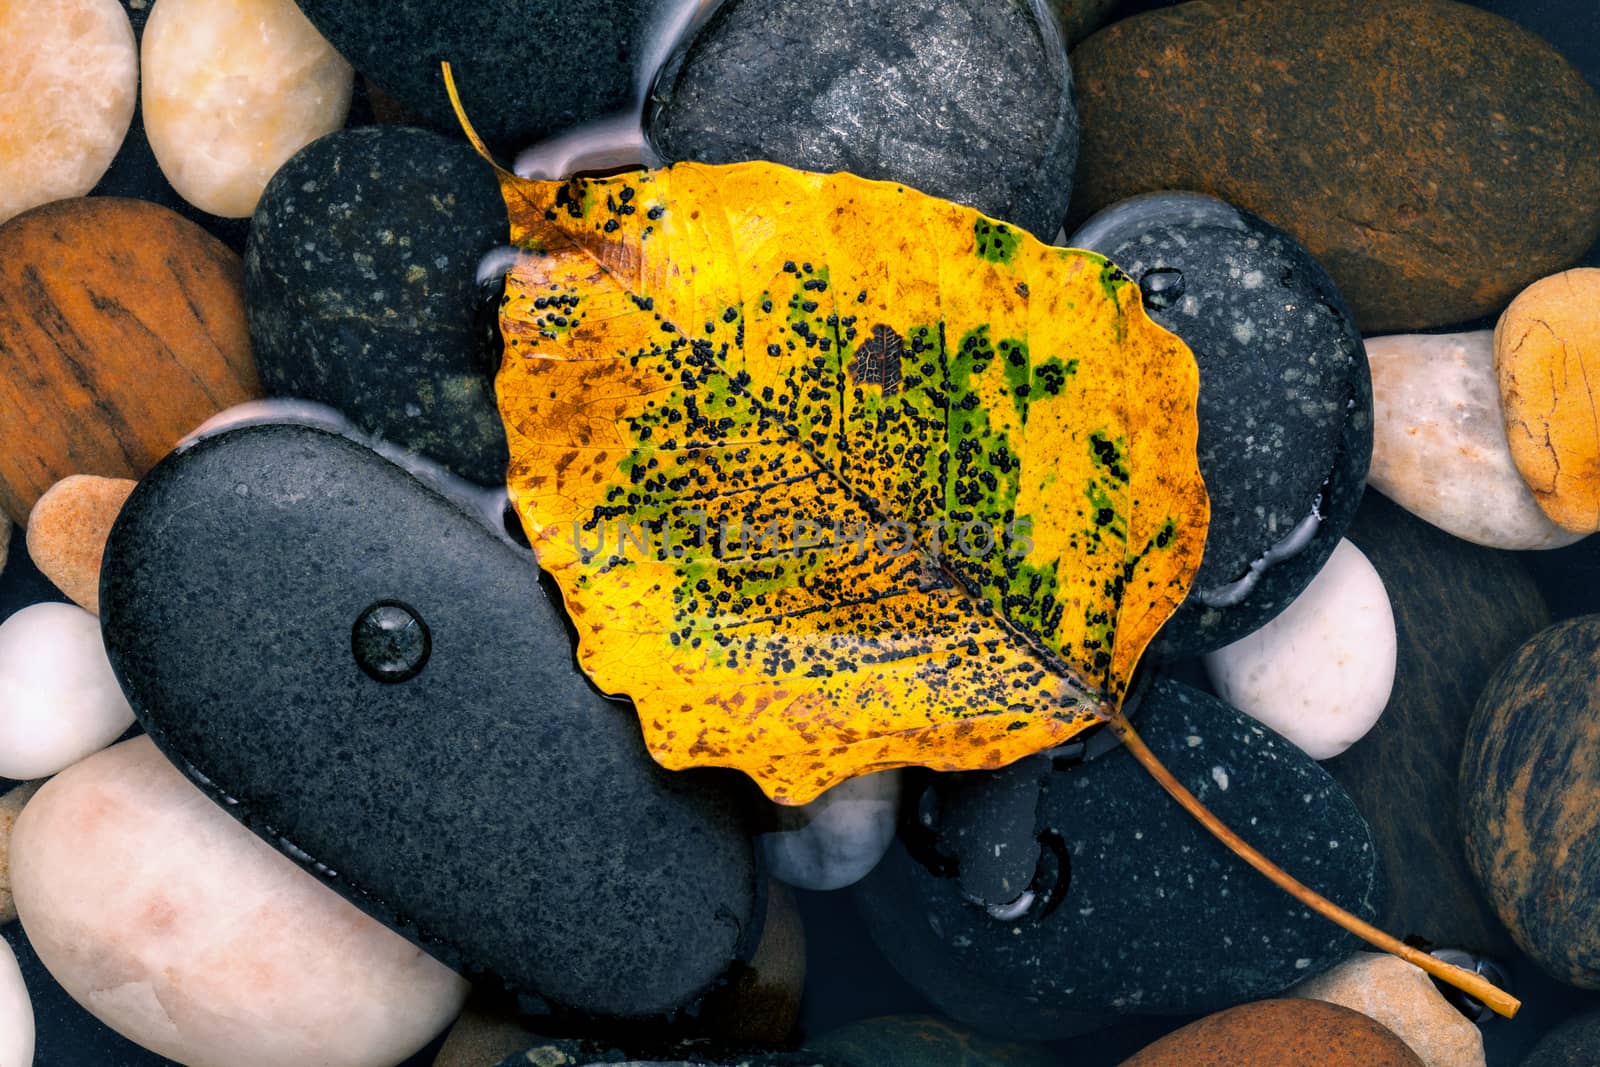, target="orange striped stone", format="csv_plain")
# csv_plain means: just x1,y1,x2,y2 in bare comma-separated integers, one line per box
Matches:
0,197,260,523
